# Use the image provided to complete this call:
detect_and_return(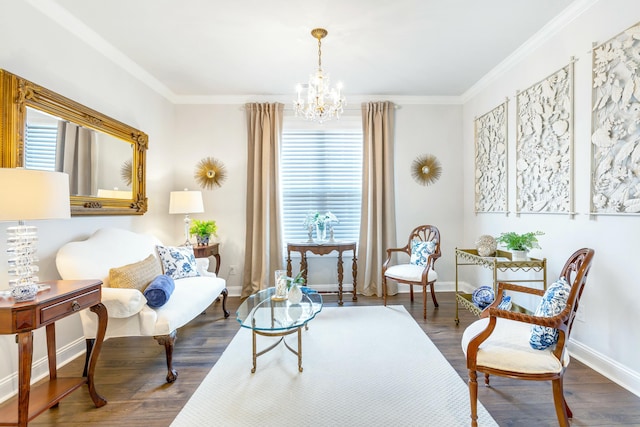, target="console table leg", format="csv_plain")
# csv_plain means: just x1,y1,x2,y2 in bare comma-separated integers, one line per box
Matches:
352,253,358,301
17,331,33,427
88,303,108,407
337,252,344,305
